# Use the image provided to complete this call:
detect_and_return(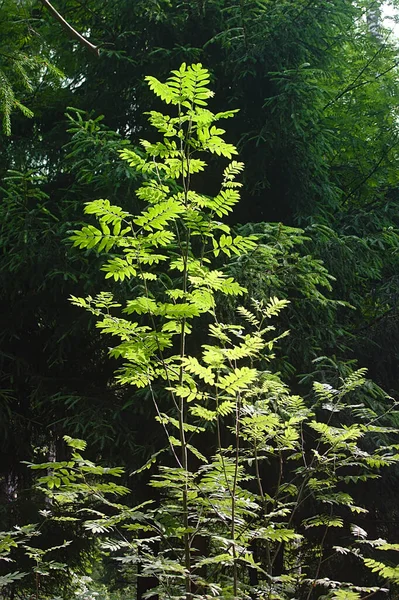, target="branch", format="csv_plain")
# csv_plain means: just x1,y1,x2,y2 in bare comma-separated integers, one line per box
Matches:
323,42,386,111
342,136,399,205
355,307,397,333
322,27,399,112
39,0,100,57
